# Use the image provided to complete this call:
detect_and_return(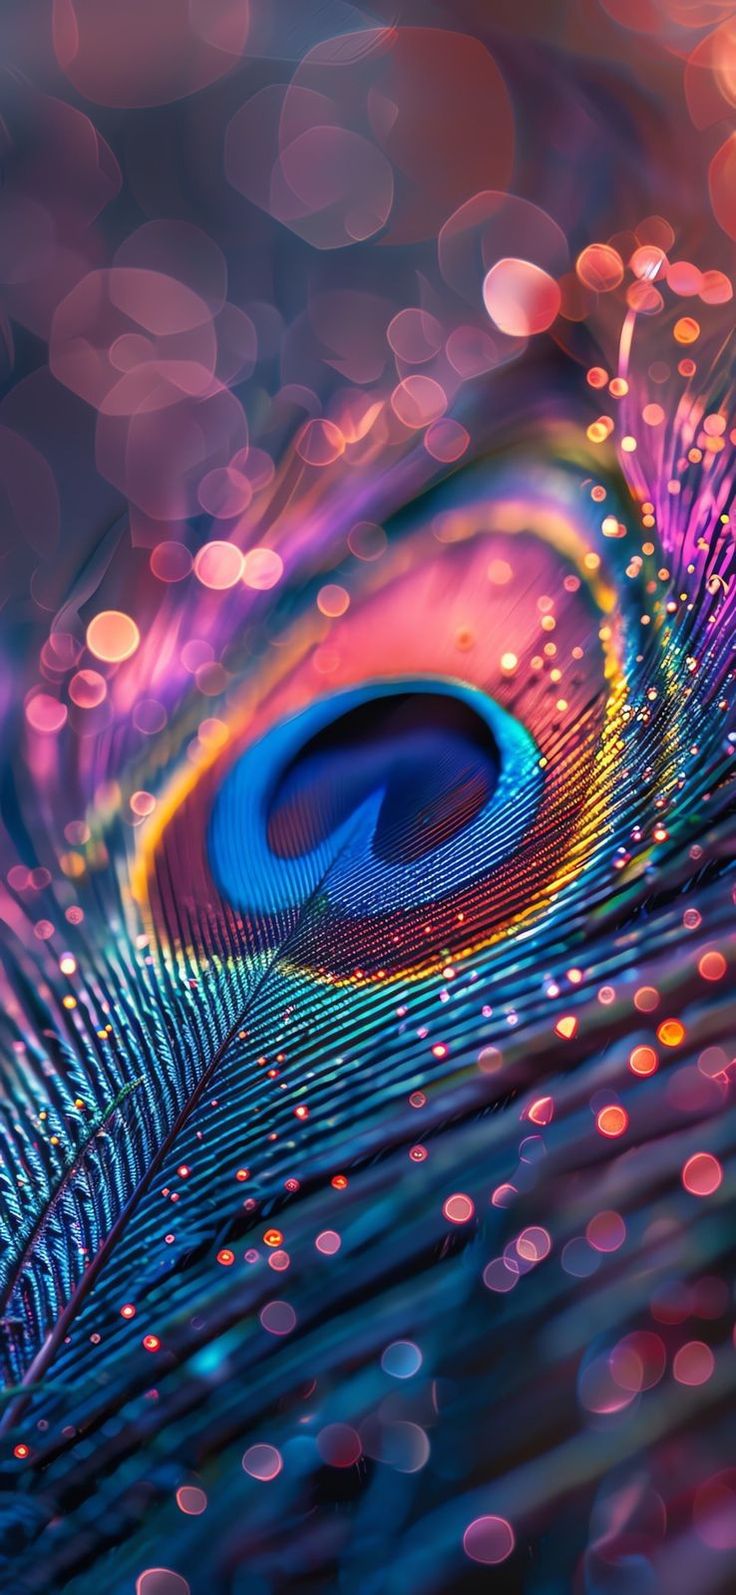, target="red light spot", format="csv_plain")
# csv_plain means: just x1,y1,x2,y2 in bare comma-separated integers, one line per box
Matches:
629,1045,658,1076
217,1248,235,1266
596,1104,629,1138
443,1192,475,1224
463,1514,515,1565
142,1334,161,1352
586,1210,626,1252
576,243,624,293
242,1442,283,1480
682,1152,723,1197
673,1340,715,1386
698,950,727,982
316,1423,362,1468
527,1095,554,1125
